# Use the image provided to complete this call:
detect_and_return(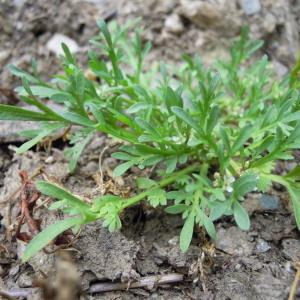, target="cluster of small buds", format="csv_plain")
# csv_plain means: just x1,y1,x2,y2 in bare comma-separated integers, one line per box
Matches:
213,172,235,193
171,135,184,144
224,175,235,193
213,172,221,187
